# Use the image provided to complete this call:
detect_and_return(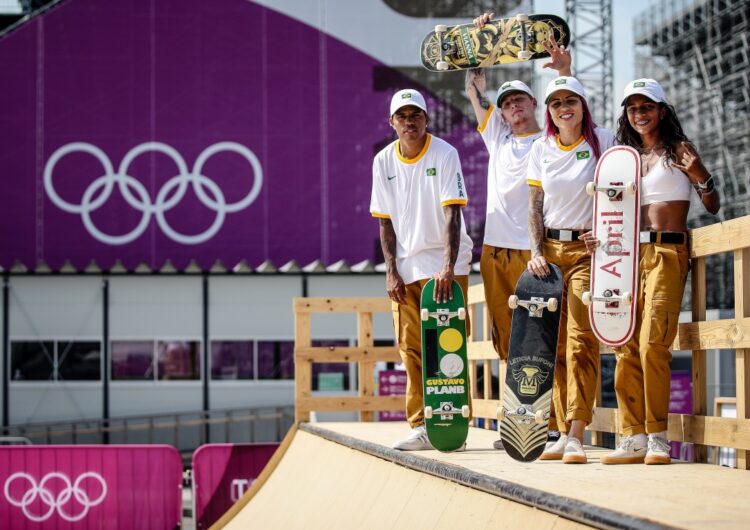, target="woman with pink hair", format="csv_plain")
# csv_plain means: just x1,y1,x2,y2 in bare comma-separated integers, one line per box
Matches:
525,76,615,463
